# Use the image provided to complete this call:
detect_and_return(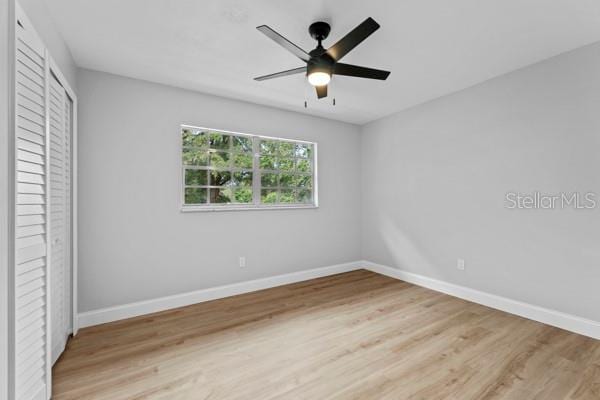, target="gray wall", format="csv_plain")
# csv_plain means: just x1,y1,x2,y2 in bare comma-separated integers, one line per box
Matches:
77,68,362,312
18,0,77,90
361,43,600,322
74,42,600,323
